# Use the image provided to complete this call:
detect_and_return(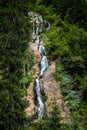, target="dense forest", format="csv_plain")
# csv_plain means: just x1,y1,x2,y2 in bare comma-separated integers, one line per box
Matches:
0,0,33,129
0,0,87,130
